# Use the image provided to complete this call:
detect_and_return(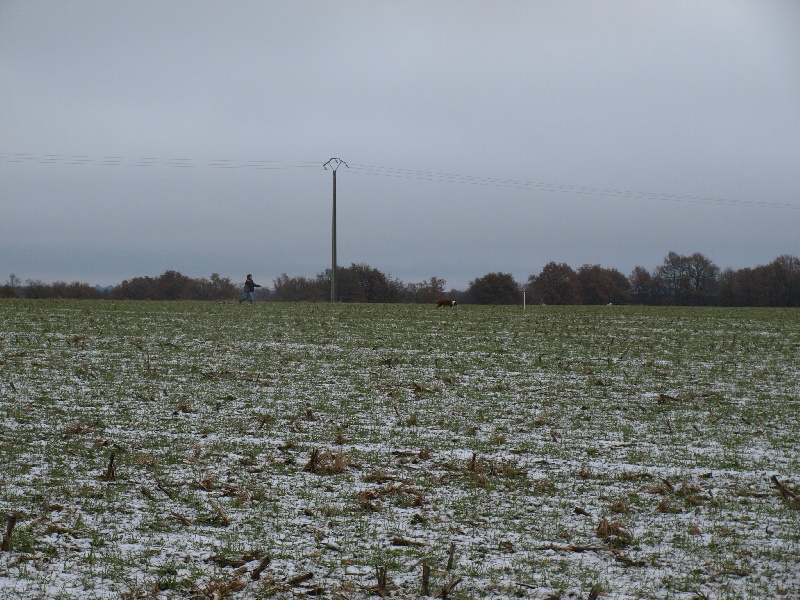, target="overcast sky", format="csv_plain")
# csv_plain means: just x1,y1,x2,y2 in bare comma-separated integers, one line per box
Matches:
2,1,799,291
